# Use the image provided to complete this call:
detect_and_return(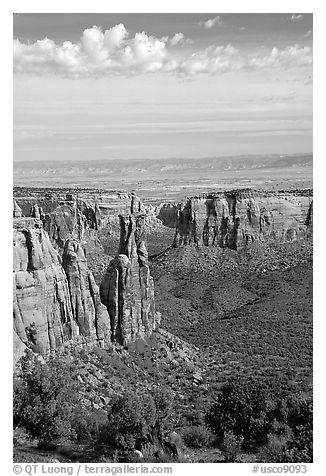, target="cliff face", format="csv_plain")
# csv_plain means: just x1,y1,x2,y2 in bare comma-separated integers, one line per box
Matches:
158,190,313,250
13,212,160,361
100,214,161,346
62,239,111,344
13,218,111,360
13,188,160,251
13,199,23,218
13,218,74,356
